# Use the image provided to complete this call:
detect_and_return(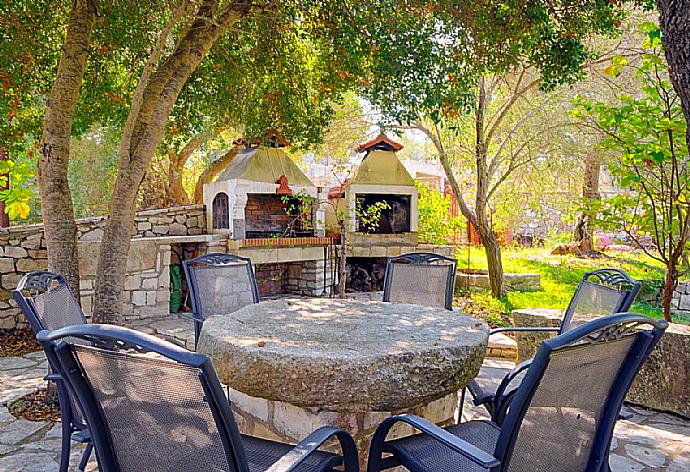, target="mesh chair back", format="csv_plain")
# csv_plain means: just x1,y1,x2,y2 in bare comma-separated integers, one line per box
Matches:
12,271,86,333
12,271,88,426
496,314,666,471
39,325,247,472
184,253,259,321
383,253,457,310
561,269,639,333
